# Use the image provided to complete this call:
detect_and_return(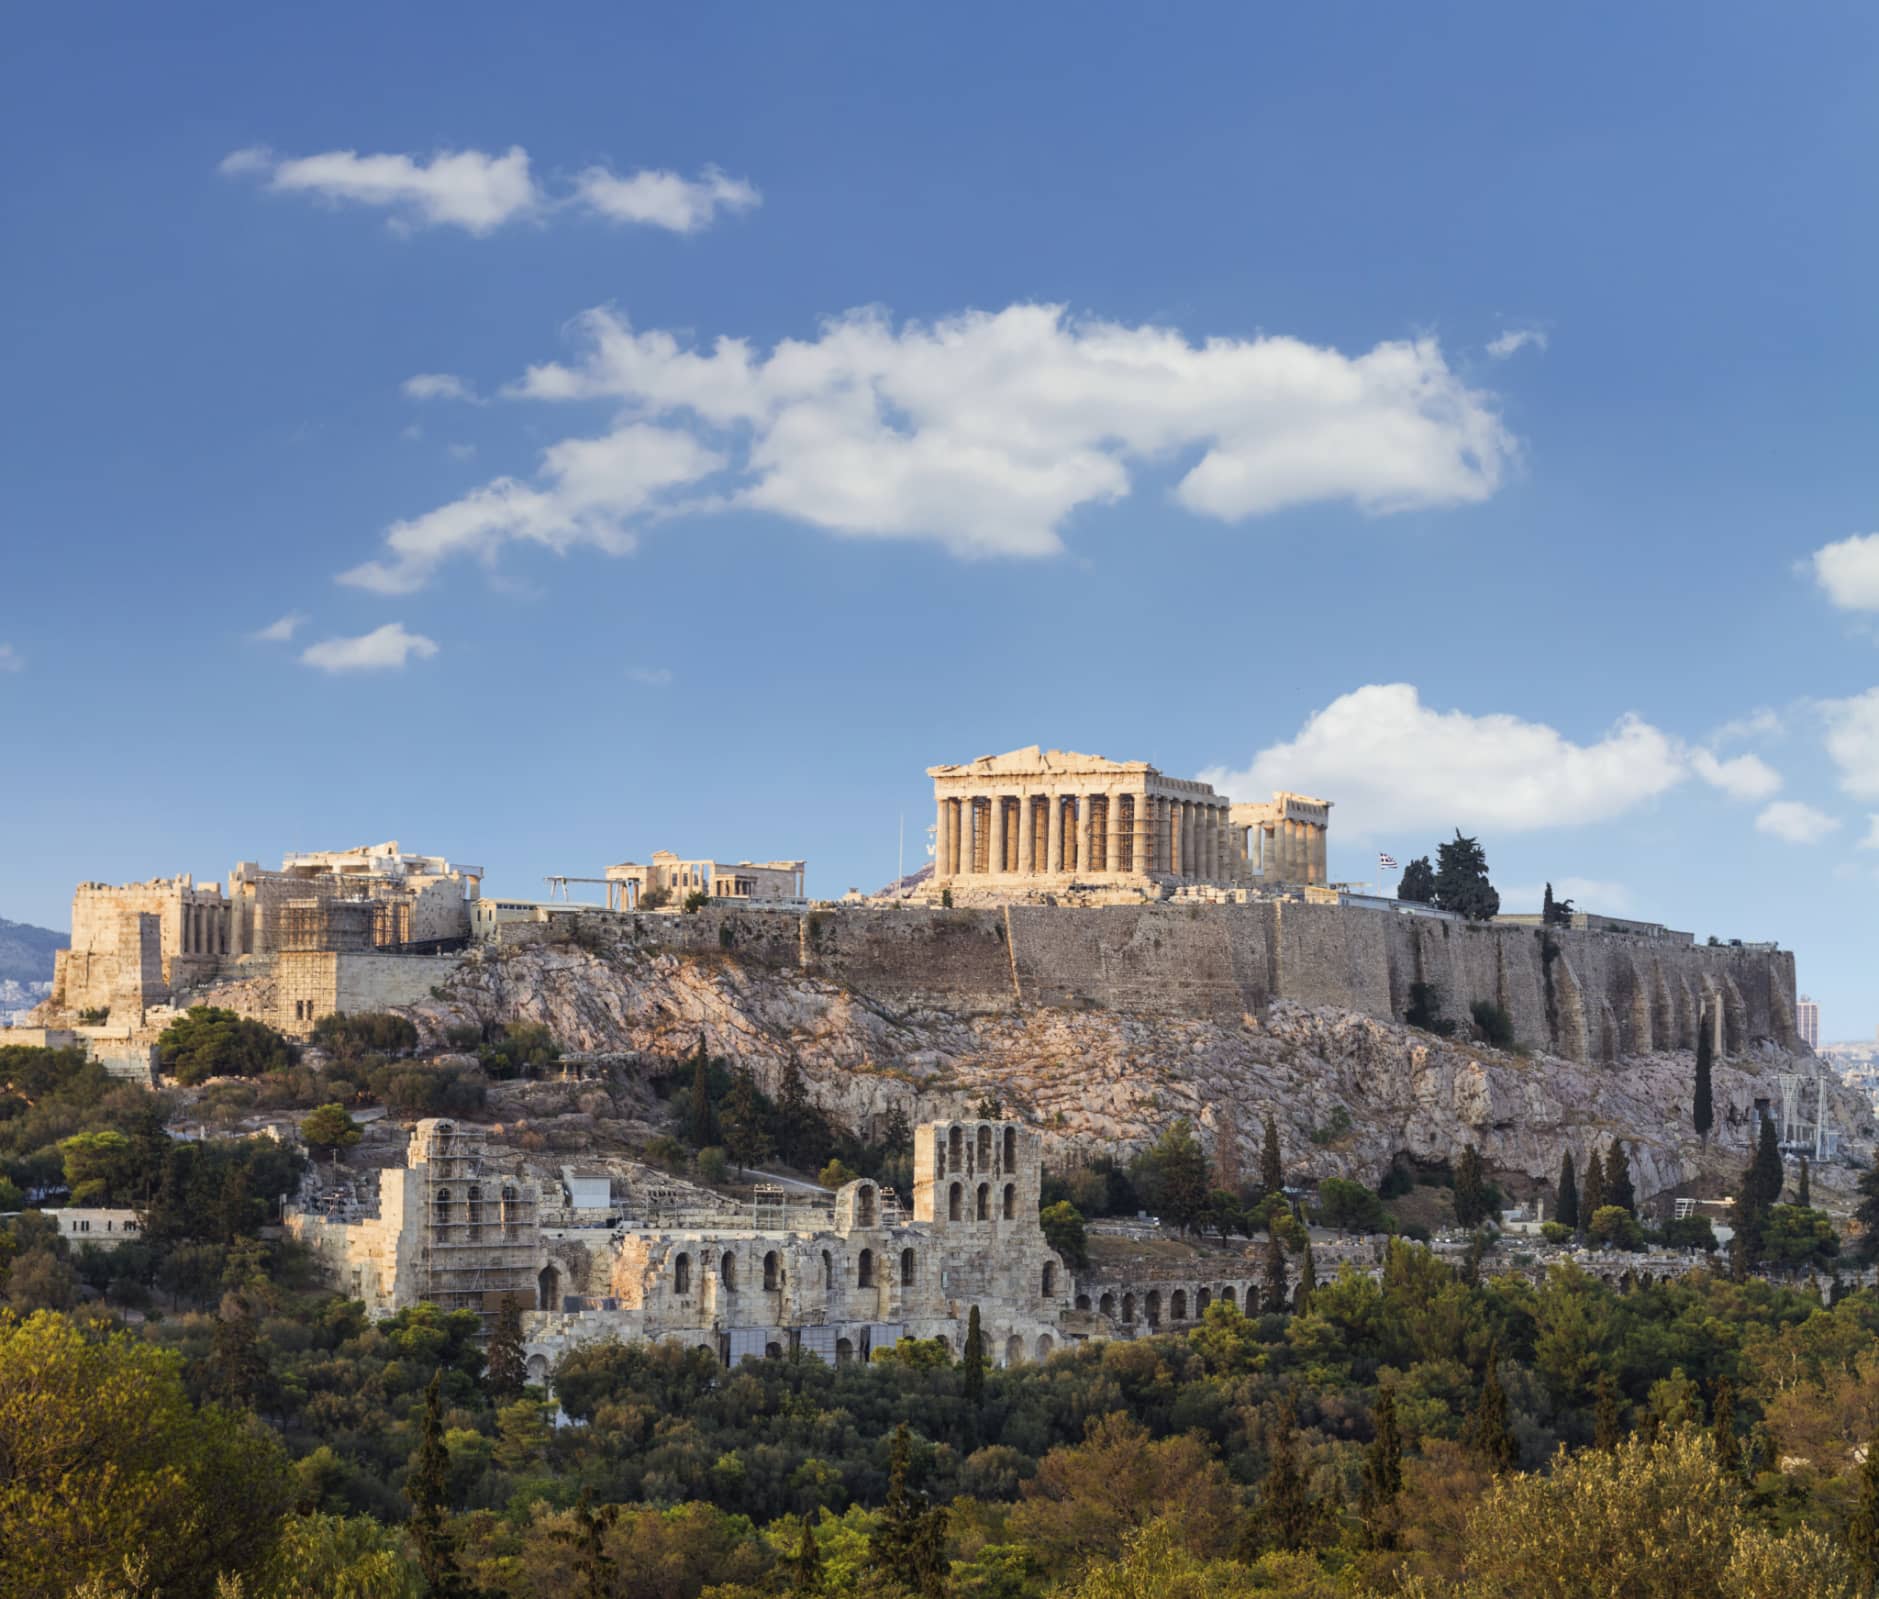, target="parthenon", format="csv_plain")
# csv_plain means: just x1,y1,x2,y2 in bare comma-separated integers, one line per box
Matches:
928,746,1331,892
